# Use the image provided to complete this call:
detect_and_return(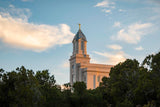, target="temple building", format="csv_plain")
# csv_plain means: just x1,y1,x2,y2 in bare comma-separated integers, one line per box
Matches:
69,24,114,89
